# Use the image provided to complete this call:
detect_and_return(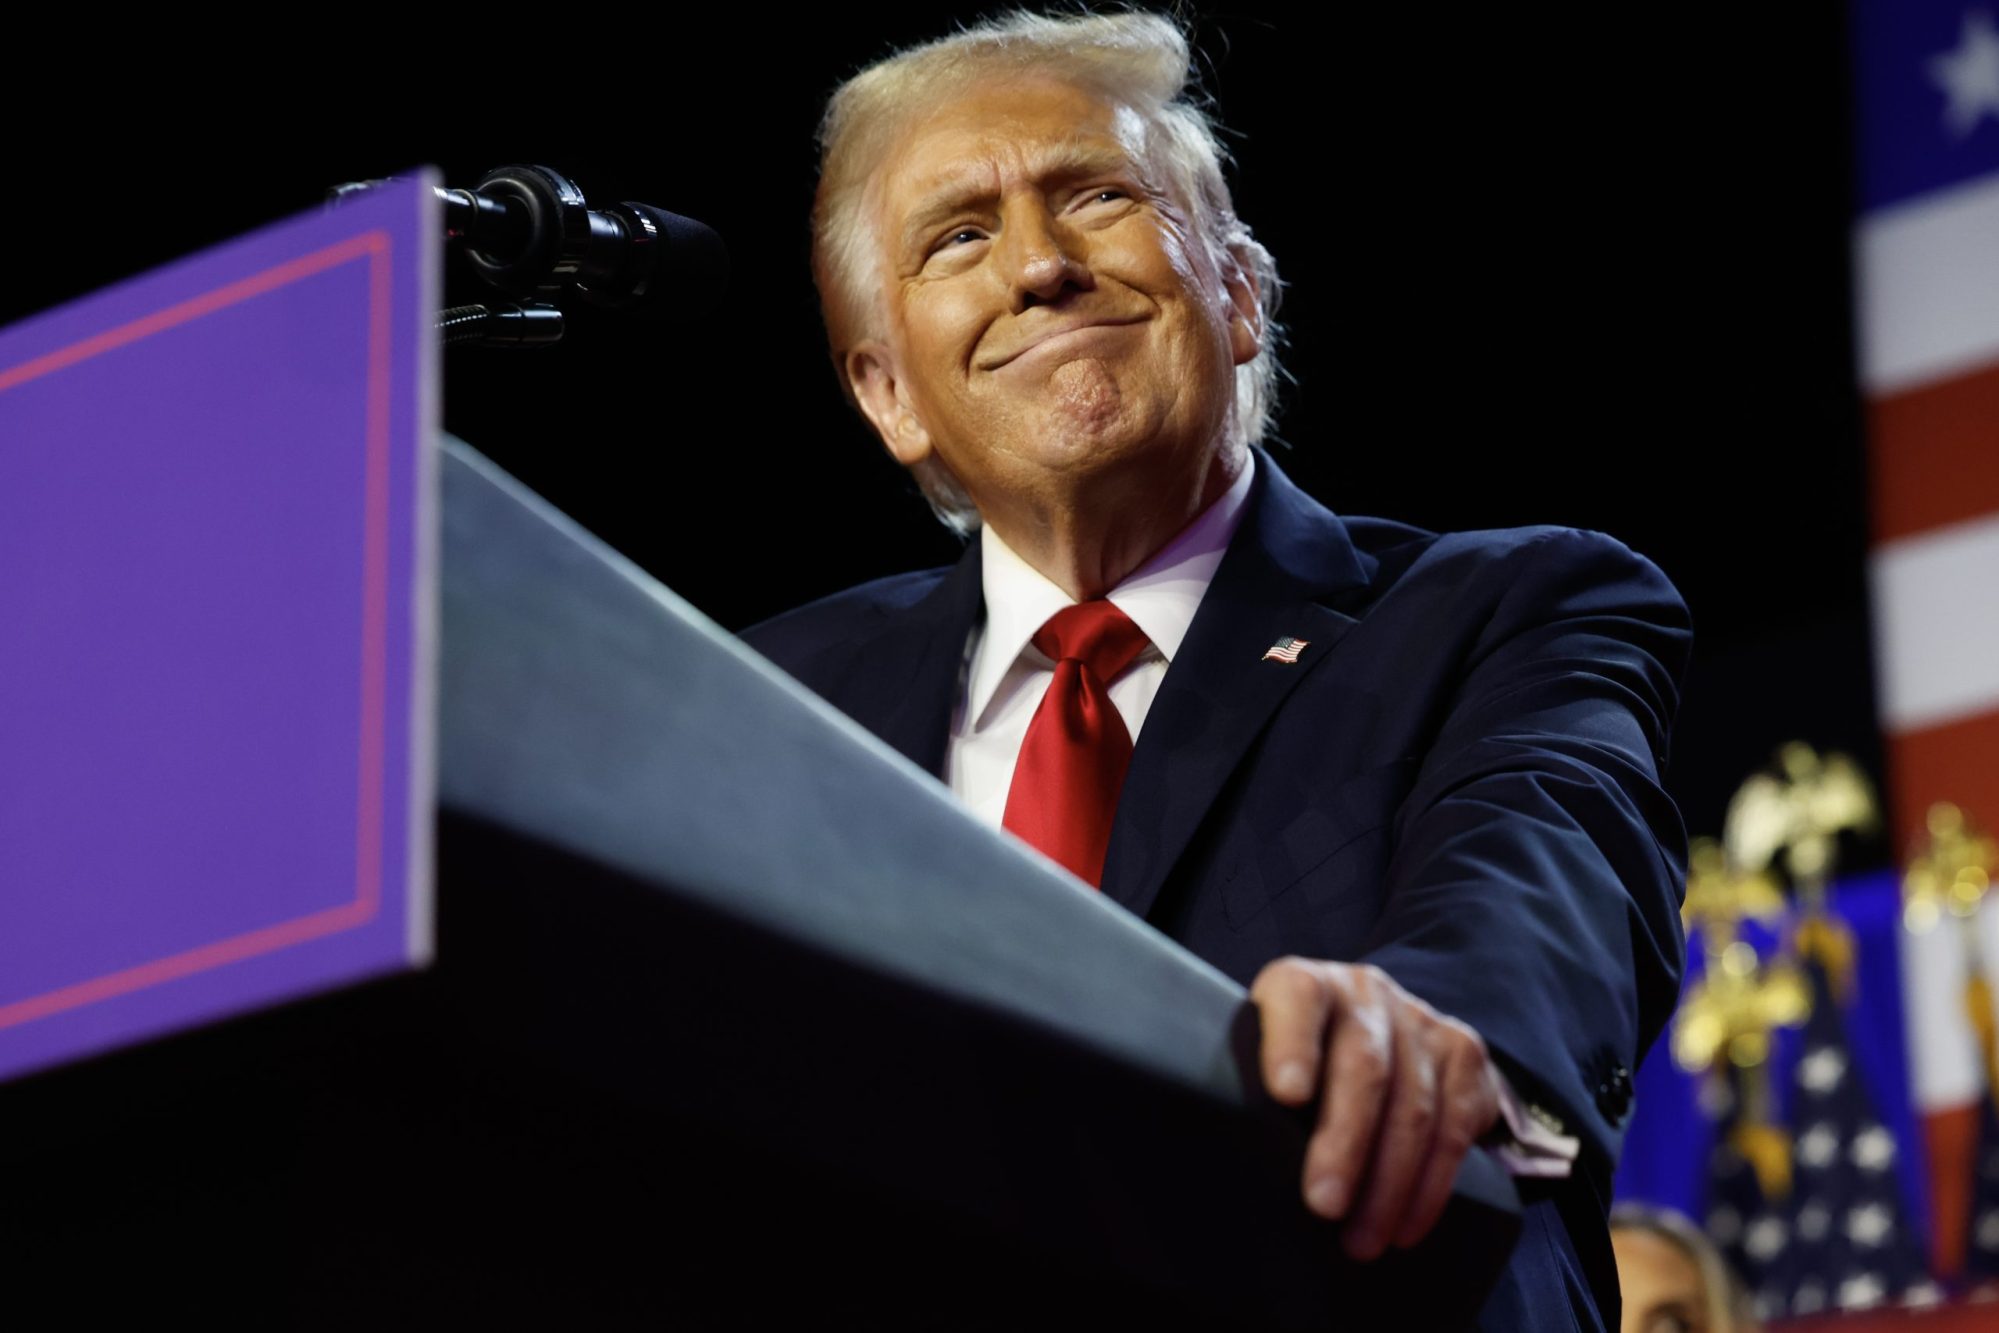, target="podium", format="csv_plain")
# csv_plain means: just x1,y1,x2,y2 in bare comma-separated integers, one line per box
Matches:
2,180,1520,1328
